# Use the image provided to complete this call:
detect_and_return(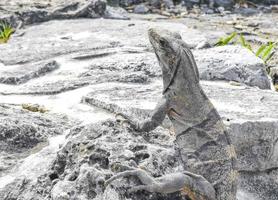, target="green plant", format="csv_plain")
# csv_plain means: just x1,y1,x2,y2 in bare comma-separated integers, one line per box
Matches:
0,21,13,43
215,32,237,46
253,42,276,64
262,42,276,63
215,32,276,64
